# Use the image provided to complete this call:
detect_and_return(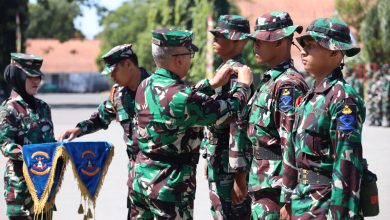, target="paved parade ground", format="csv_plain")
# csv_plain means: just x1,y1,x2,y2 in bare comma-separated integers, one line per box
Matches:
0,93,388,219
